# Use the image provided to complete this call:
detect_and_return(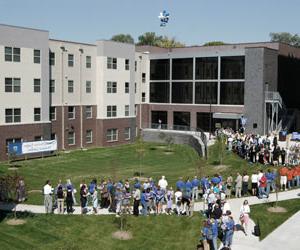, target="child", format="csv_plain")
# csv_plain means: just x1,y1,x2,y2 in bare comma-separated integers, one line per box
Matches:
165,187,174,215
92,188,98,214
